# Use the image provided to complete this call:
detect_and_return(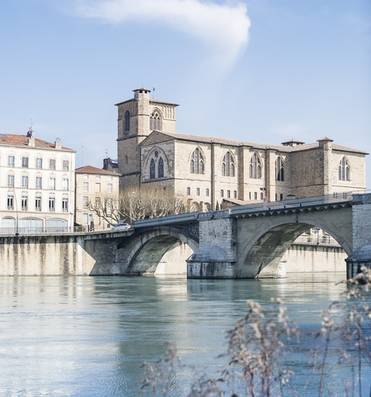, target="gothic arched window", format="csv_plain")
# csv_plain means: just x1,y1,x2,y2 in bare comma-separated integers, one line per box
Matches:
222,151,236,177
190,148,205,174
276,156,285,182
124,111,130,132
339,156,350,181
150,110,162,131
150,158,156,179
249,152,262,179
158,157,164,178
